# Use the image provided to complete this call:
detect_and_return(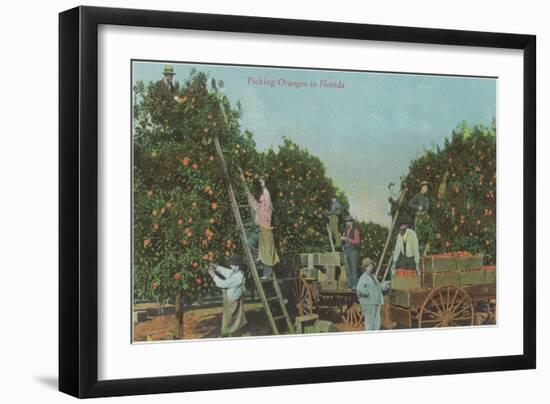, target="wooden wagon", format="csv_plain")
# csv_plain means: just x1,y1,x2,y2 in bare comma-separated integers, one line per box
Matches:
384,255,497,329
291,252,366,329
291,252,497,330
